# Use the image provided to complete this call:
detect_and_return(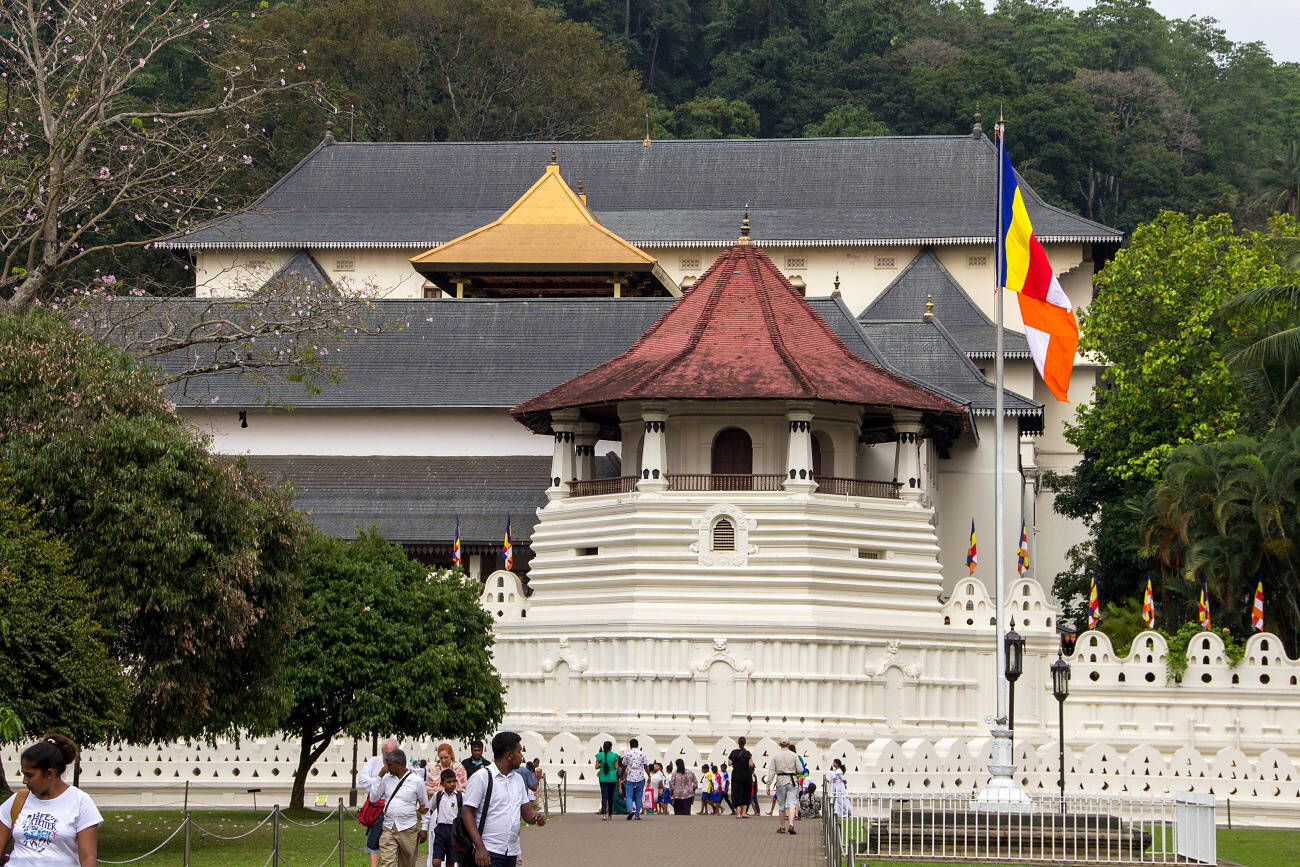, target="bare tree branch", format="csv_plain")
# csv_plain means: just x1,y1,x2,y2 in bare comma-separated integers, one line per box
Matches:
0,0,319,314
